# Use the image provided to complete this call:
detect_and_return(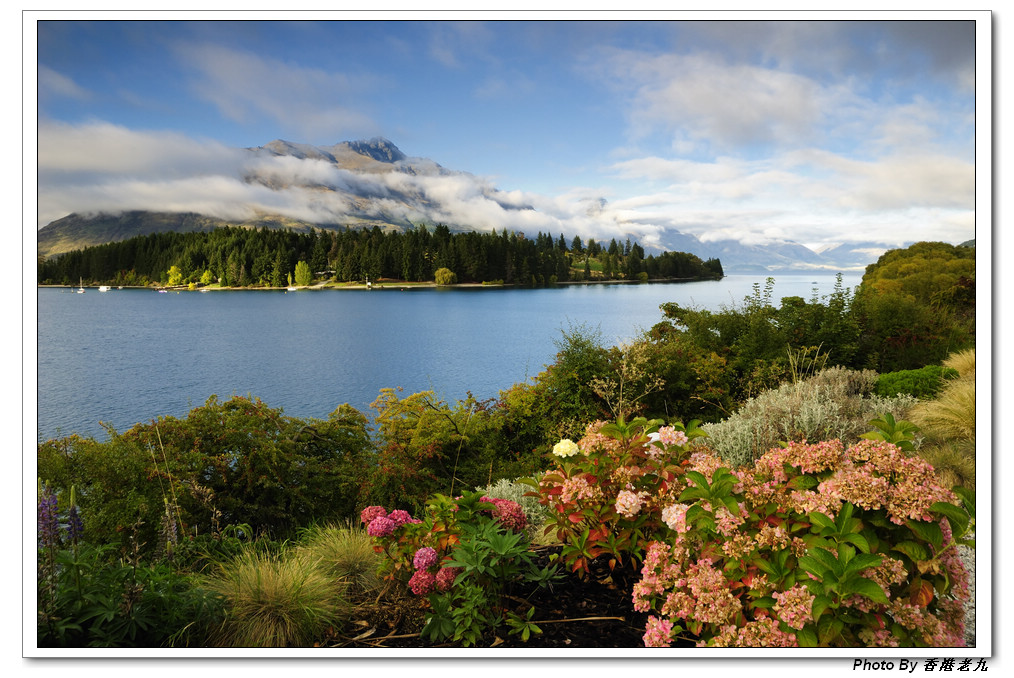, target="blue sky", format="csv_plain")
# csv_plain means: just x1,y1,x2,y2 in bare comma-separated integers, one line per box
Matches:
33,15,983,254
